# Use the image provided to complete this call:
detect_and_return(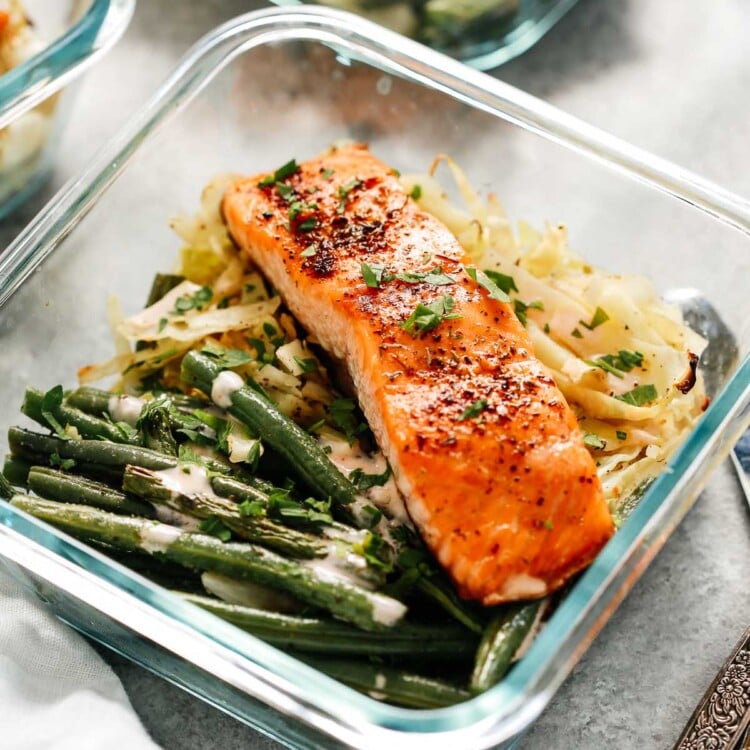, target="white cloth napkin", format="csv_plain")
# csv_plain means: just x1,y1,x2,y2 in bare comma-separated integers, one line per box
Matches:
0,570,159,750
